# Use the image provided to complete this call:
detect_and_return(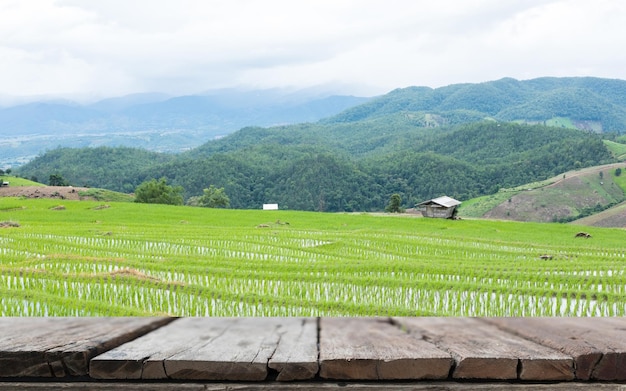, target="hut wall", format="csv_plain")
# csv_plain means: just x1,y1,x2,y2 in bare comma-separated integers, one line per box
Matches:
421,205,455,218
